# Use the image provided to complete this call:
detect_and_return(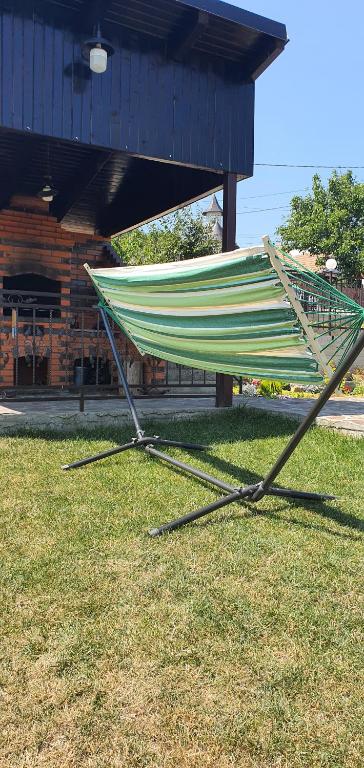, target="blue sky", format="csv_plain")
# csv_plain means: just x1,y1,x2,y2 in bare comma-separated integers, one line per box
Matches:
211,0,364,246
